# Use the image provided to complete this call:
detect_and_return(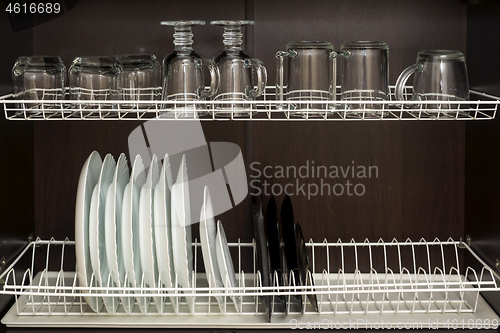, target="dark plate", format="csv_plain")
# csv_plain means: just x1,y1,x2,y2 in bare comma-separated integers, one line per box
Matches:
265,196,287,313
252,195,271,322
280,195,303,310
296,222,318,312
